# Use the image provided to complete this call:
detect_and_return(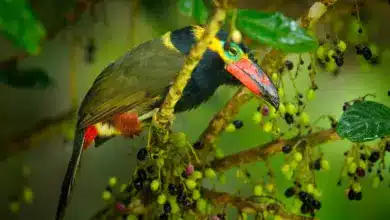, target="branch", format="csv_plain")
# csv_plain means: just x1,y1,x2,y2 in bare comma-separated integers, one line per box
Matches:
203,188,315,220
153,1,228,143
194,0,338,163
211,128,340,172
0,109,77,161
